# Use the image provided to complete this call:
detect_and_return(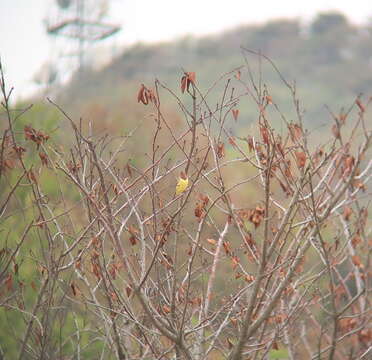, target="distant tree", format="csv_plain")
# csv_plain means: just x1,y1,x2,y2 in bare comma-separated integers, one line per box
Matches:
251,19,301,53
311,12,350,35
